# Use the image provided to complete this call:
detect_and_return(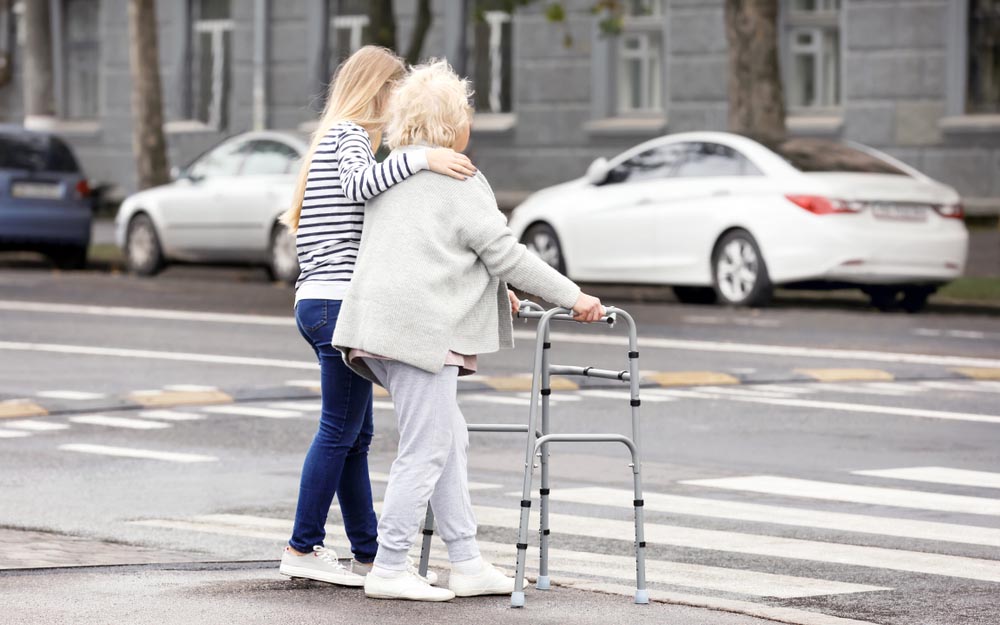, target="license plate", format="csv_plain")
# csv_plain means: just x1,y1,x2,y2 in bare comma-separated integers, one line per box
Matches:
871,203,927,221
11,181,63,200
